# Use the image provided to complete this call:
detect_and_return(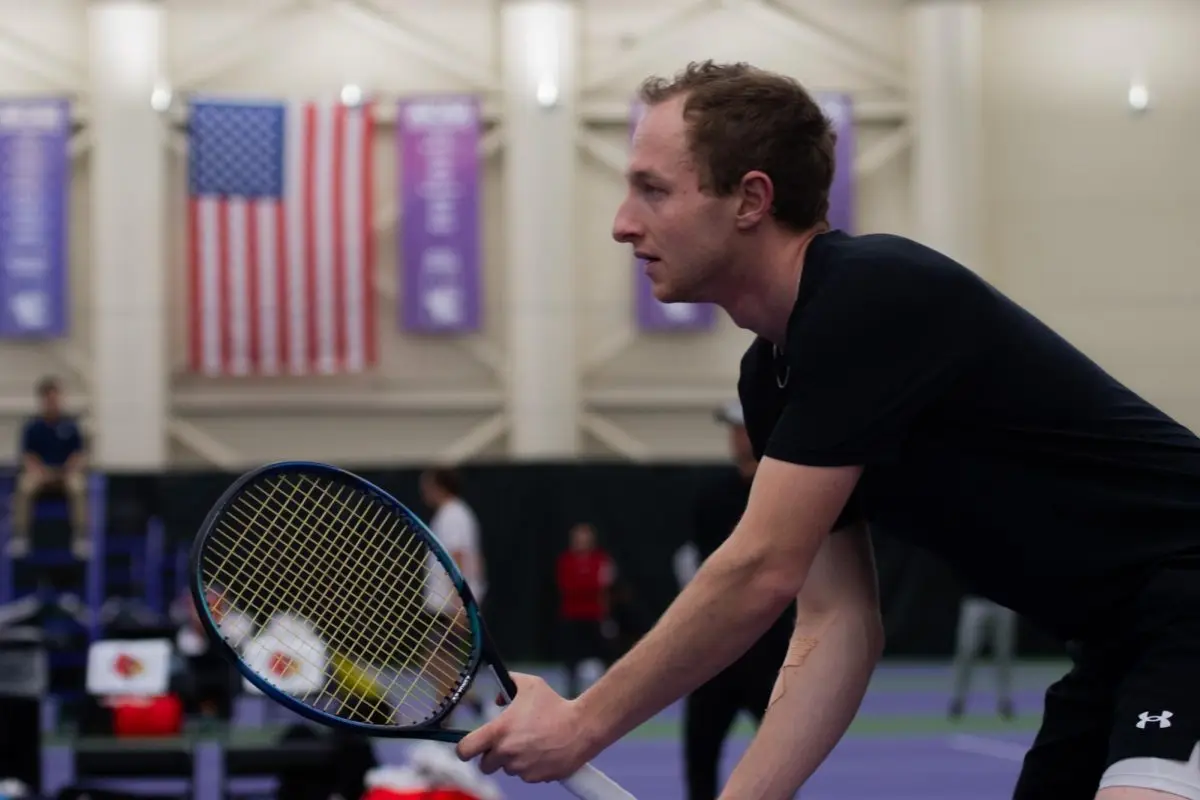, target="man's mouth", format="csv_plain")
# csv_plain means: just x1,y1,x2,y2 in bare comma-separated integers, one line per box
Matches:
635,252,660,264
